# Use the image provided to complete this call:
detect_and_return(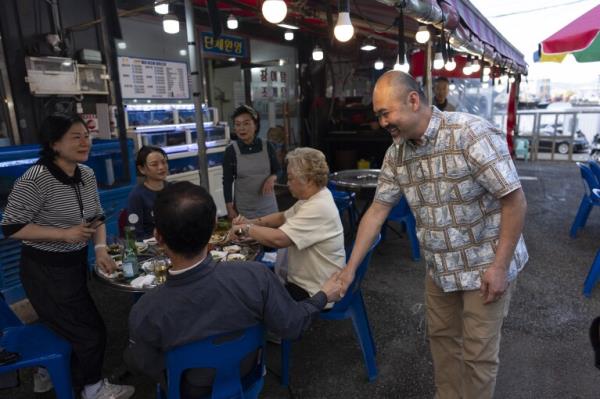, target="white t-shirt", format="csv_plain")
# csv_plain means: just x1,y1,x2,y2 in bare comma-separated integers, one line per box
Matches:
279,188,346,297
